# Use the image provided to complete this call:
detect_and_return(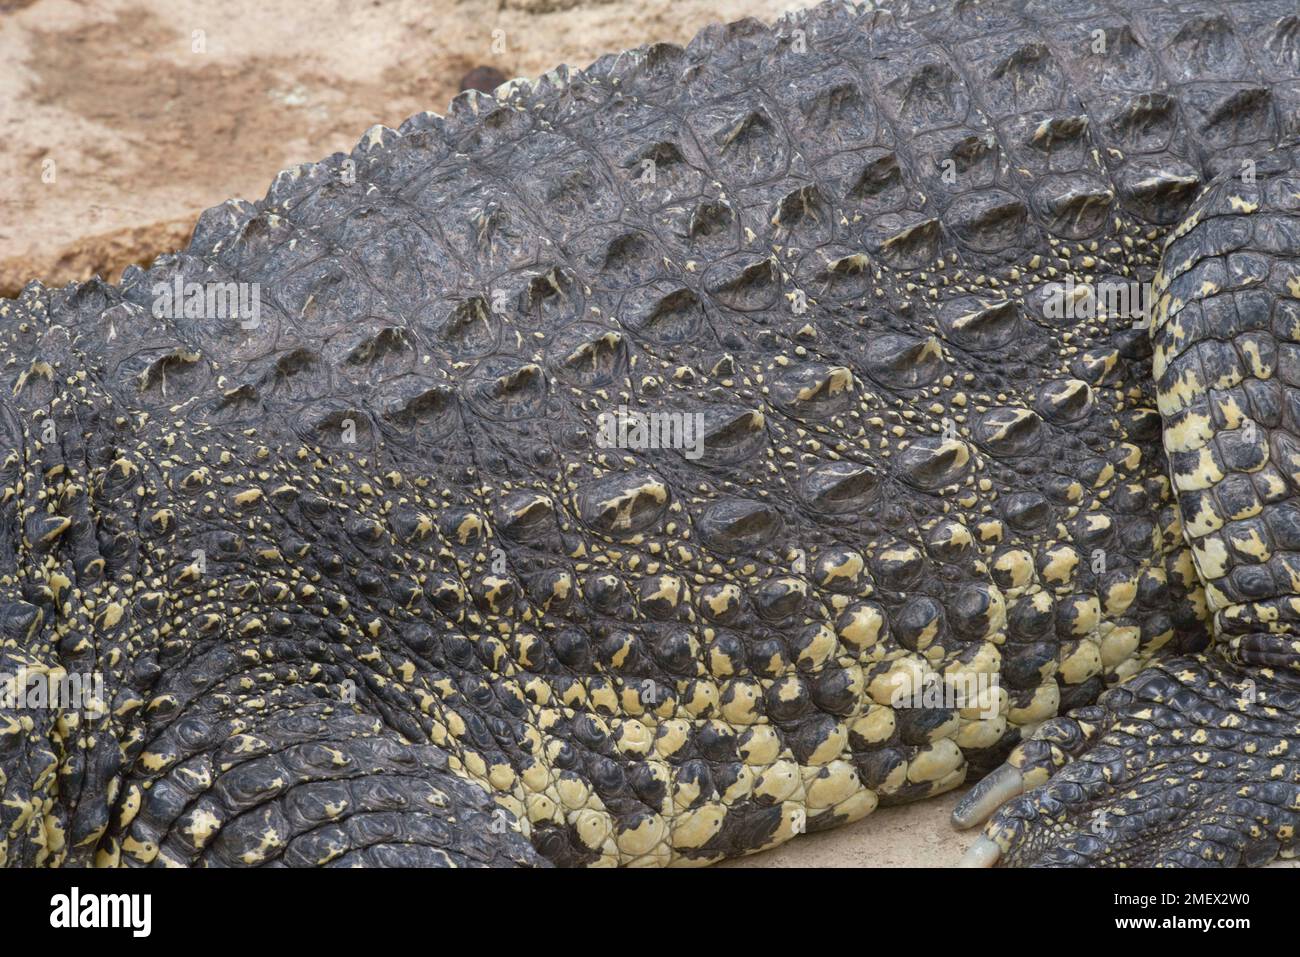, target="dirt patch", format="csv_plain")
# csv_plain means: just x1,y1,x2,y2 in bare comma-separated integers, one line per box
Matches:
723,790,976,869
26,10,305,194
2,218,194,297
0,0,798,296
